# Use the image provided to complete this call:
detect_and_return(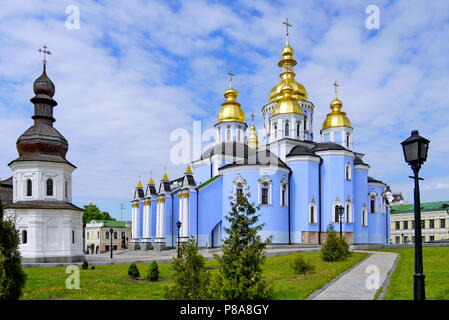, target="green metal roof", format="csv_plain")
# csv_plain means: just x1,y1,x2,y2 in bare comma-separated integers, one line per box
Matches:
197,175,222,190
390,201,449,214
91,220,130,228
